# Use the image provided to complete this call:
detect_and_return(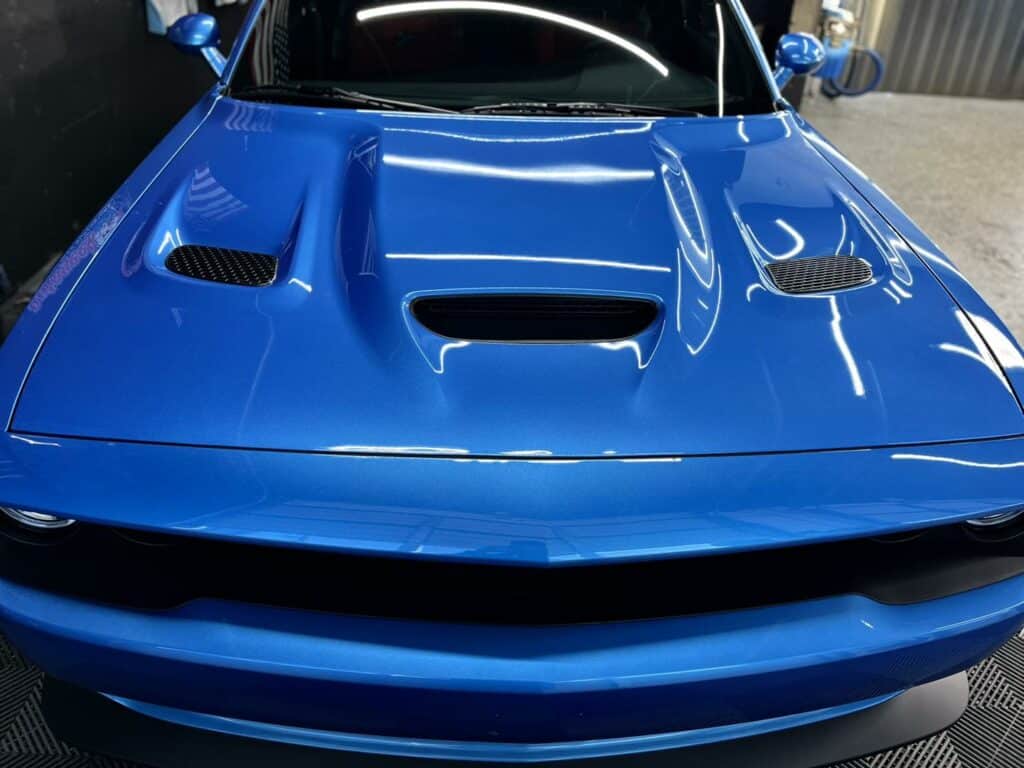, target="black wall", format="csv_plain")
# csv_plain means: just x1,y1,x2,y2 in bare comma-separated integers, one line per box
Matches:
741,0,796,60
0,0,248,296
